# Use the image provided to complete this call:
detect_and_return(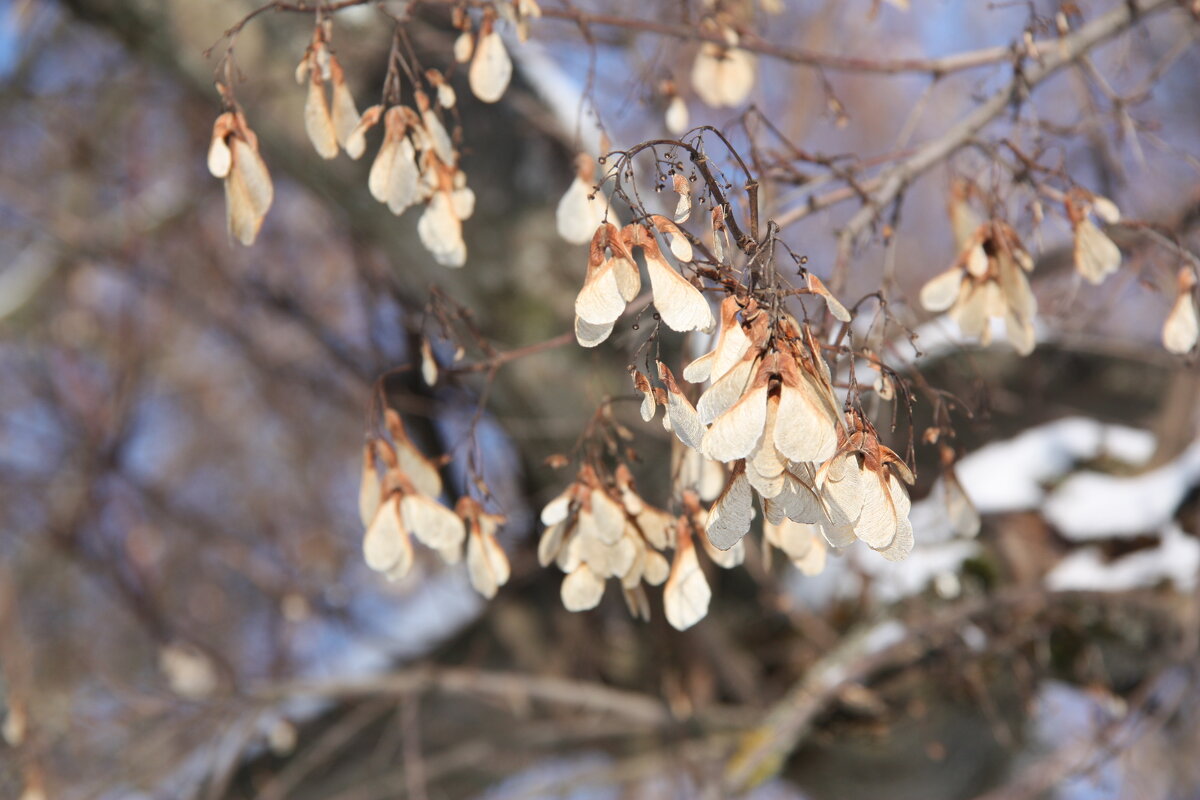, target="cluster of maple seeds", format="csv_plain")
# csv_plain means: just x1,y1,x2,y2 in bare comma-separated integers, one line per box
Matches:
207,2,539,261
918,182,1133,356
919,193,1038,356
359,409,511,599
540,285,915,629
